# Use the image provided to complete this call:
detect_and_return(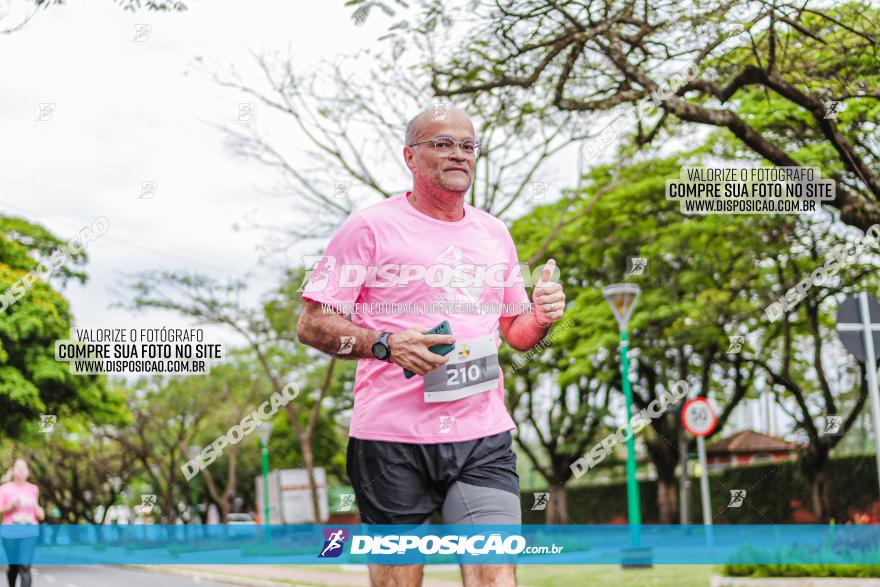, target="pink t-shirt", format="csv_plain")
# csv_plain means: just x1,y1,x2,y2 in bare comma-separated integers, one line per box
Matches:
302,192,531,442
0,482,39,524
